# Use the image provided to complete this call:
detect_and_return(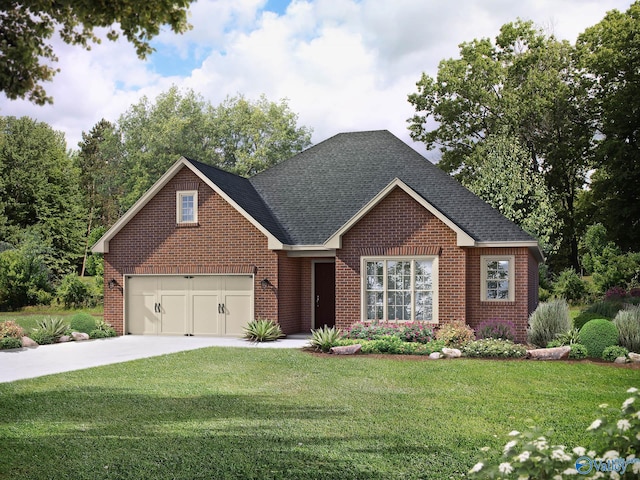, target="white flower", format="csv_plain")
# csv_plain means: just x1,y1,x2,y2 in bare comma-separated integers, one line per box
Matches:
573,447,586,456
622,397,635,409
609,472,620,480
469,462,483,473
635,411,640,419
602,450,619,460
517,476,529,480
509,430,520,436
588,419,602,430
499,462,514,475
632,461,640,474
533,437,548,451
617,419,631,431
553,475,563,480
588,451,596,458
504,440,518,453
516,451,530,462
551,448,572,462
627,387,638,393
563,467,578,475
636,432,640,441
599,403,609,408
